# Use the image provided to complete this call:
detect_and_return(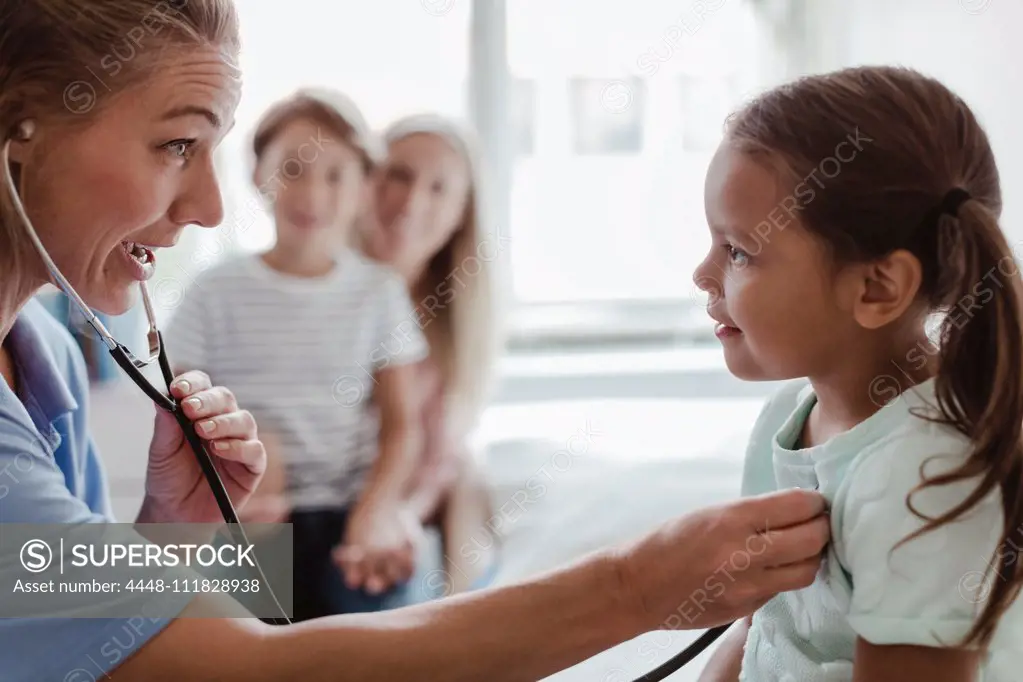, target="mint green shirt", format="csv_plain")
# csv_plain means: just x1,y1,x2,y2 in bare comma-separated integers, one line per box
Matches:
738,379,1021,681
